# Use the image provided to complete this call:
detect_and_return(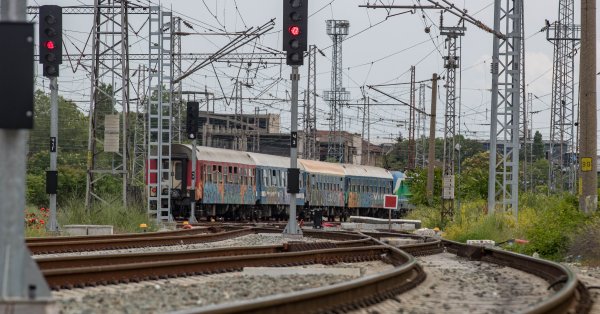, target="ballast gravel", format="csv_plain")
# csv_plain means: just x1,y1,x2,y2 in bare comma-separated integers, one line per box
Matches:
351,252,554,314
53,261,391,314
34,233,335,258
